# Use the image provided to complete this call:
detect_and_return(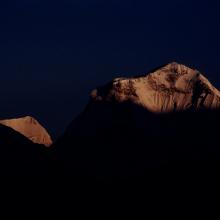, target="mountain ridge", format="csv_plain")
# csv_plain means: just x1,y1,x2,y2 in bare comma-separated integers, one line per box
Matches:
90,62,220,113
1,62,220,177
0,116,52,147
